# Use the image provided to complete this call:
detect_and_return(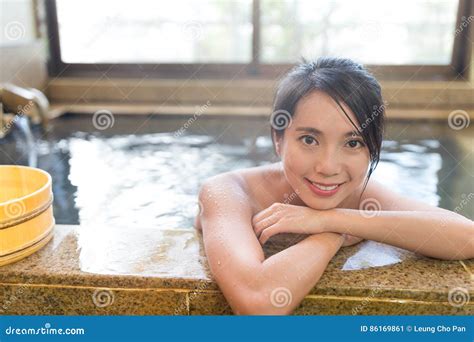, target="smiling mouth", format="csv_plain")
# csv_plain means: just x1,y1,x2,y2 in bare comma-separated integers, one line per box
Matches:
306,178,344,189
304,178,345,196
